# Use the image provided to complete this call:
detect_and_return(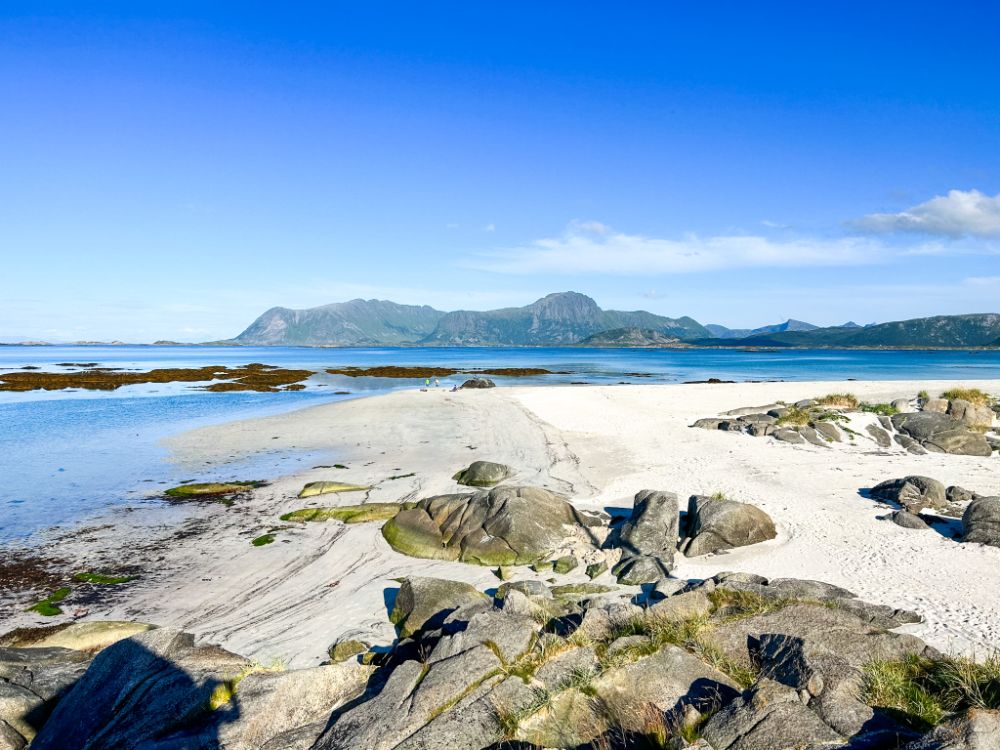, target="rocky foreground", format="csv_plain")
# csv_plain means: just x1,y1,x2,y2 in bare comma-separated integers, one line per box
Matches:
4,475,1000,748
